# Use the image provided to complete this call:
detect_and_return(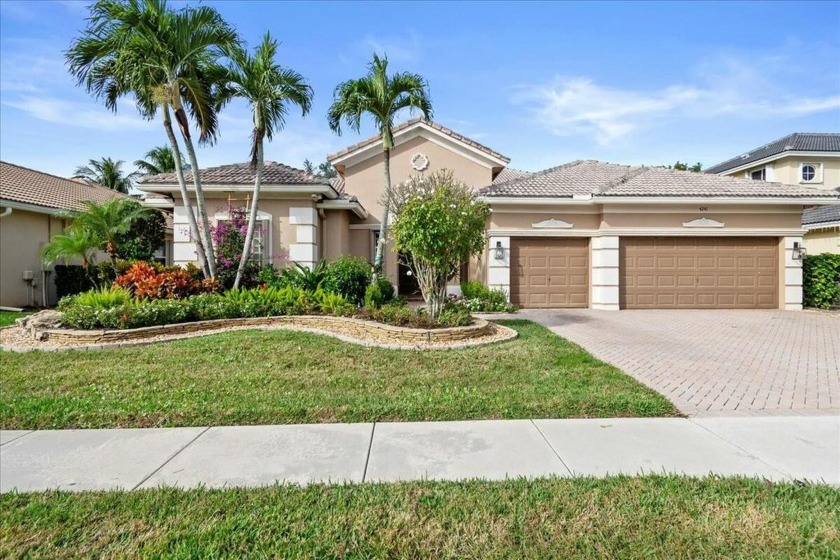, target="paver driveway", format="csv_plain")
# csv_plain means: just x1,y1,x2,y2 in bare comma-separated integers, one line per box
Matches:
517,309,840,417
